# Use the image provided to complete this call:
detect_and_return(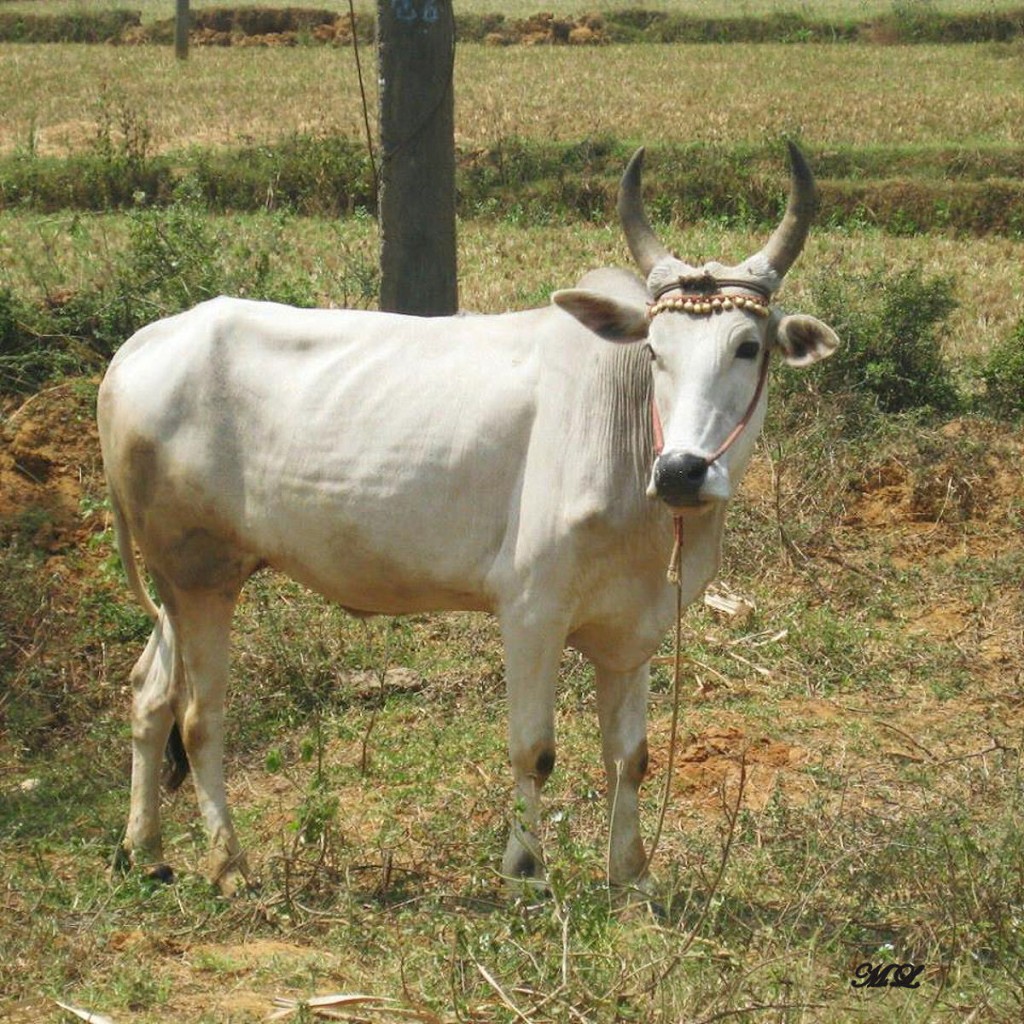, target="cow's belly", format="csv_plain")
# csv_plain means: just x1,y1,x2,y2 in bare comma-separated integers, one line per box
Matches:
266,545,496,616
251,494,505,616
